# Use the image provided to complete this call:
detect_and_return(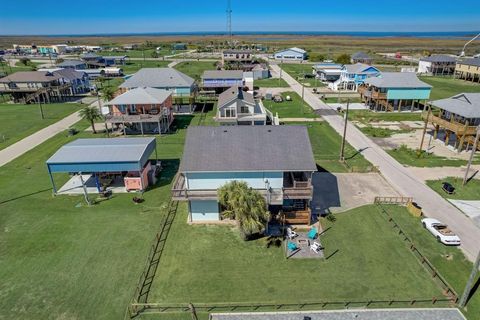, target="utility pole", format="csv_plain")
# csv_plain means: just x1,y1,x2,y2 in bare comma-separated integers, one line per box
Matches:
340,99,350,162
78,173,91,206
418,104,431,155
97,94,109,138
463,126,480,186
459,250,480,308
301,79,305,115
226,0,233,45
38,99,45,120
278,60,283,86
